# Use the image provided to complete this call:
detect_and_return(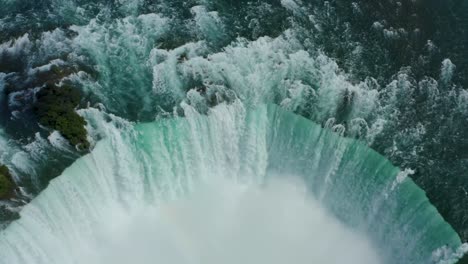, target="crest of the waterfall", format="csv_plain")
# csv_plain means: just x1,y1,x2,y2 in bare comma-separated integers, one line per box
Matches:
0,103,465,264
